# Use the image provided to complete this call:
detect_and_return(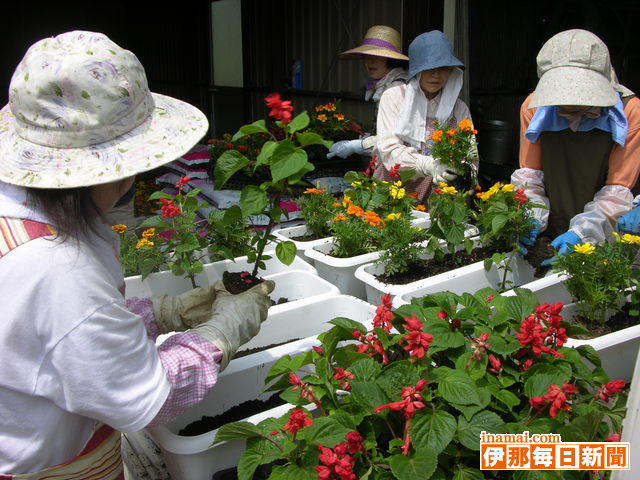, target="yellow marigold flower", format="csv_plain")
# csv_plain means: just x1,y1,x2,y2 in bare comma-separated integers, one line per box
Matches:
613,231,620,239
333,113,344,121
415,204,426,211
111,224,127,234
386,213,402,221
141,228,155,239
325,103,336,112
431,130,443,142
346,205,365,217
351,181,362,188
458,119,473,131
315,104,325,112
304,187,326,195
317,114,328,122
501,184,515,192
389,184,406,199
442,186,458,194
446,129,457,137
364,211,382,227
621,233,640,245
393,181,403,187
136,238,154,249
438,182,449,188
574,243,596,255
332,214,347,222
342,196,353,207
476,190,496,201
